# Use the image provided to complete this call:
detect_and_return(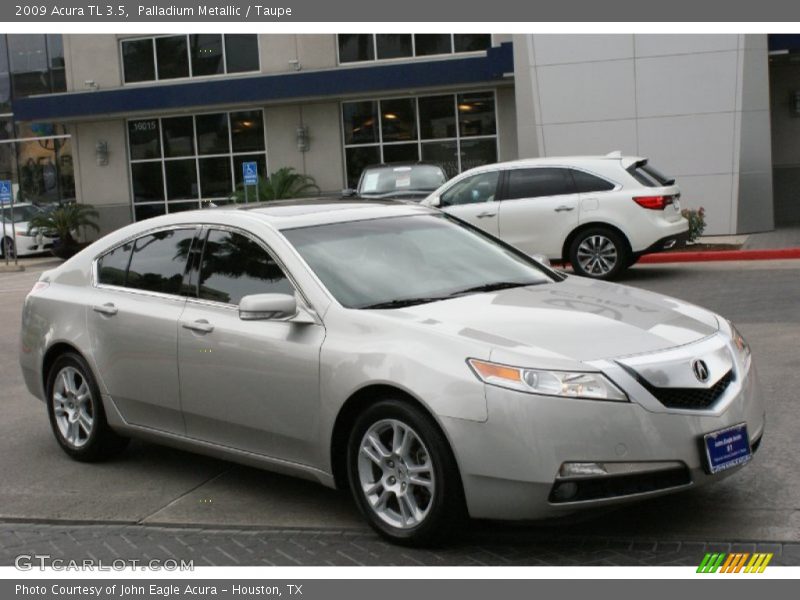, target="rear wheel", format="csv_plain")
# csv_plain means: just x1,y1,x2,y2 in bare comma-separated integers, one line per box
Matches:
569,227,630,280
1,236,14,258
346,399,465,546
46,352,129,462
